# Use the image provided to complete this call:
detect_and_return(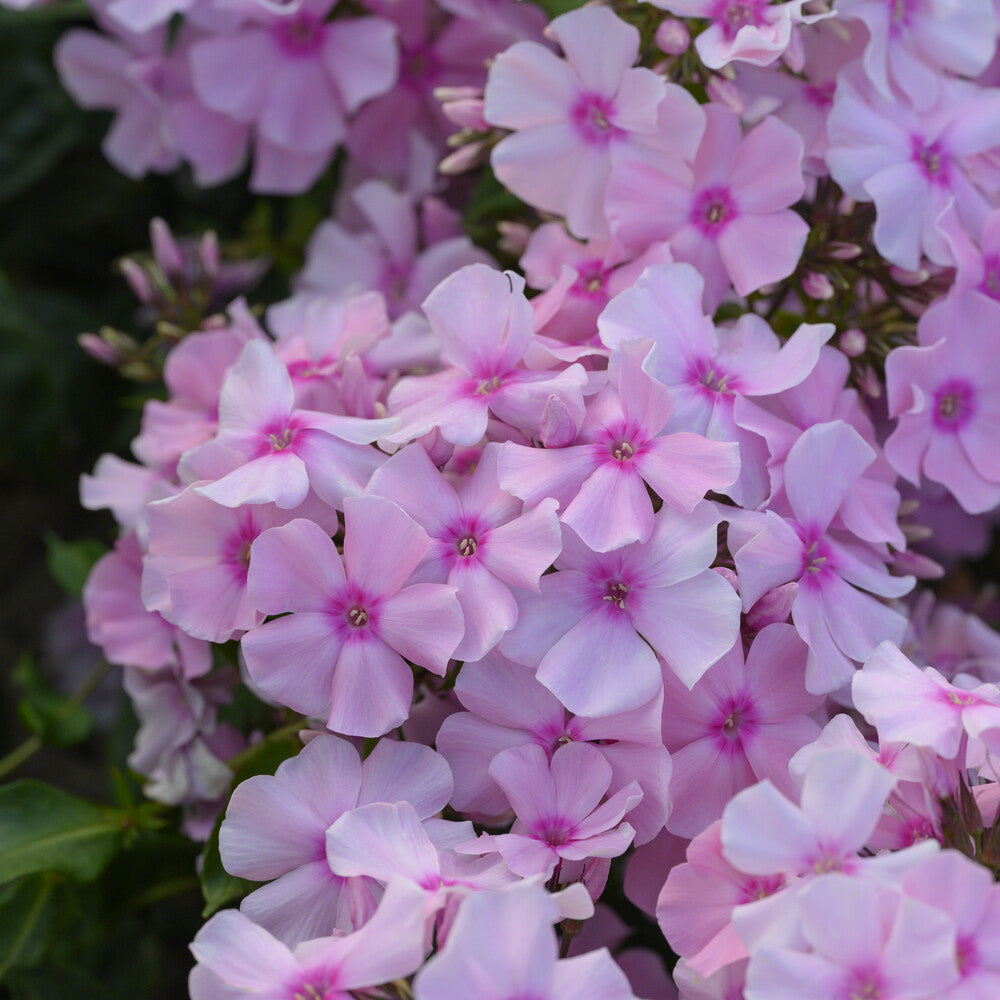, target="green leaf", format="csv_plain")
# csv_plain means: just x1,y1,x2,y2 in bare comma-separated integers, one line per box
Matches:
13,656,92,748
0,782,122,886
531,0,583,18
0,874,59,981
199,735,300,917
43,533,106,598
